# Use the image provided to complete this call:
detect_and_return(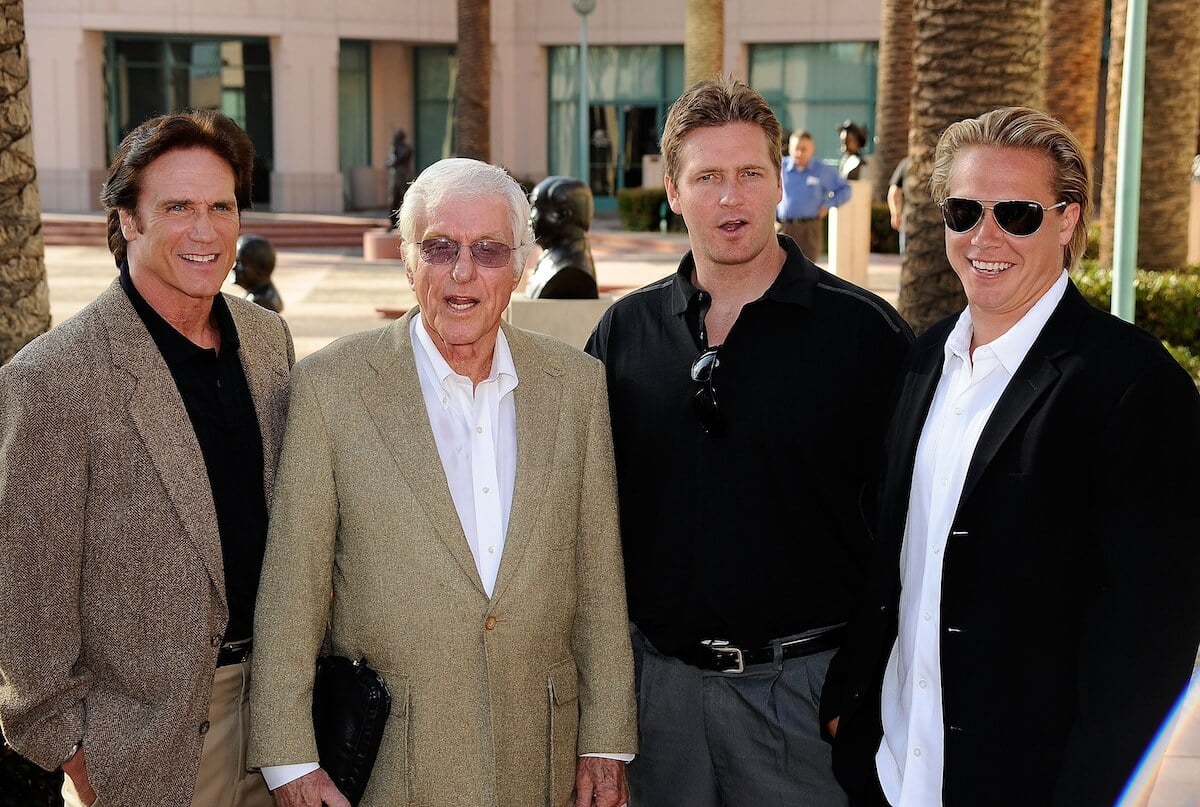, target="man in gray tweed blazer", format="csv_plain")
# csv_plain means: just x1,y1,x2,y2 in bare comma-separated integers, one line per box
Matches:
0,110,292,807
